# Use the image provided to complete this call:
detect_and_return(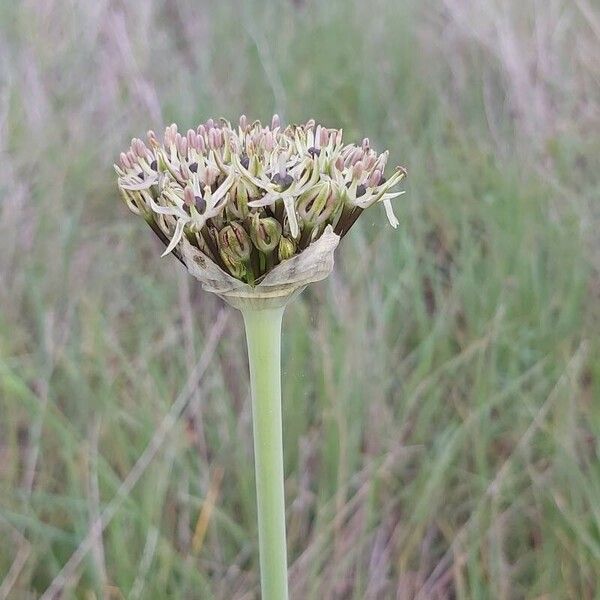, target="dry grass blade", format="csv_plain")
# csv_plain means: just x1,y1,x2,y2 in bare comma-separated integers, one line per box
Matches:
192,465,225,554
38,310,229,600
